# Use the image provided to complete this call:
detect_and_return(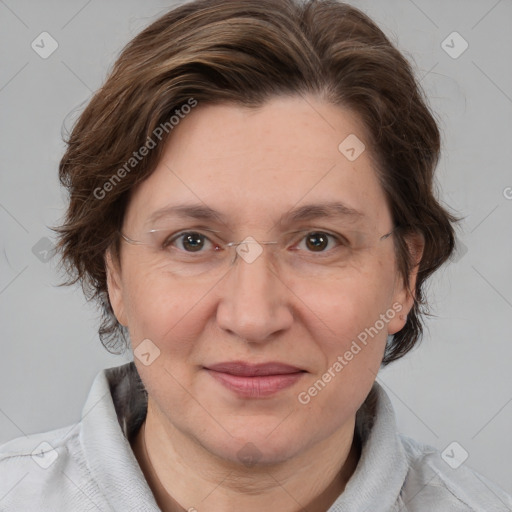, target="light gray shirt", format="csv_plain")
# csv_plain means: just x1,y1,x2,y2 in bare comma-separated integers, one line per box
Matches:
1,362,510,511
